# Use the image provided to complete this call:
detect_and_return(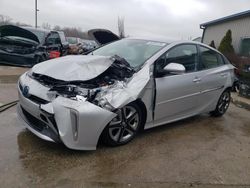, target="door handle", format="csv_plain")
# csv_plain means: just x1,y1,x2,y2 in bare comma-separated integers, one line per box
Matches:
193,77,201,83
